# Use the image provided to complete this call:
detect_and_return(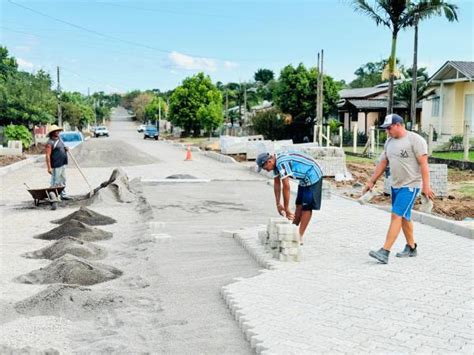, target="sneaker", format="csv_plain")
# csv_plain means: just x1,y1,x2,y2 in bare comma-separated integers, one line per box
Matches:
369,248,390,264
396,244,417,258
